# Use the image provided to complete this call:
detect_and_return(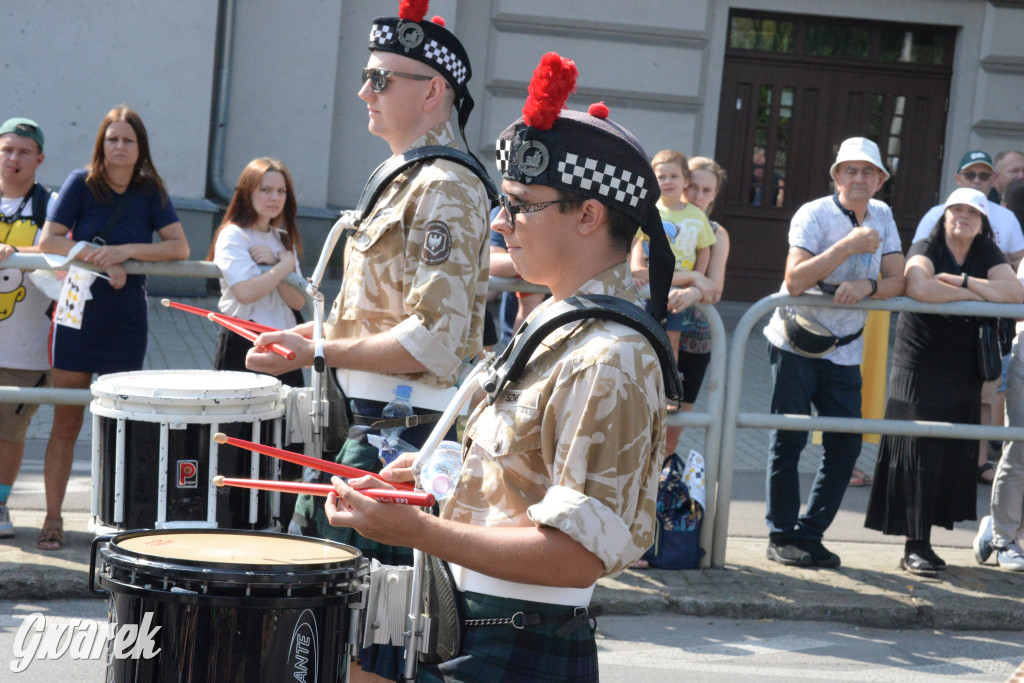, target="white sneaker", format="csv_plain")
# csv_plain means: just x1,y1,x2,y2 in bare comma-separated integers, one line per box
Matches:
973,515,993,564
0,504,13,538
996,542,1024,572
